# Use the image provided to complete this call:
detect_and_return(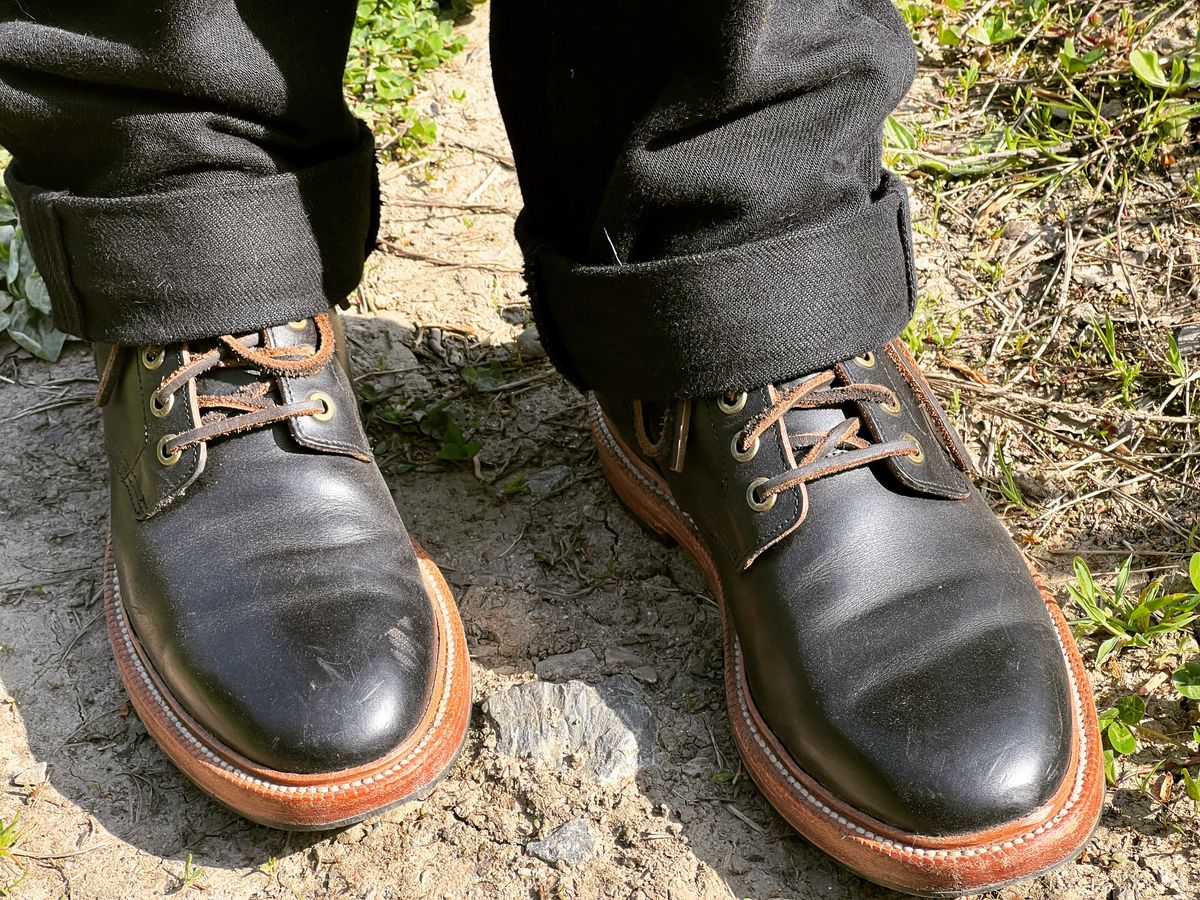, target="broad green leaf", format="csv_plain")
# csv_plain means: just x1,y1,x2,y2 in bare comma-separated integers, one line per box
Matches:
965,22,991,45
1097,708,1119,729
1104,748,1116,785
1072,556,1096,600
1172,662,1200,700
938,24,962,47
5,227,20,286
1189,552,1200,593
1095,635,1120,667
1106,721,1136,755
6,297,65,361
23,271,51,314
1184,768,1200,802
884,114,916,151
1115,695,1145,725
1130,49,1170,89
